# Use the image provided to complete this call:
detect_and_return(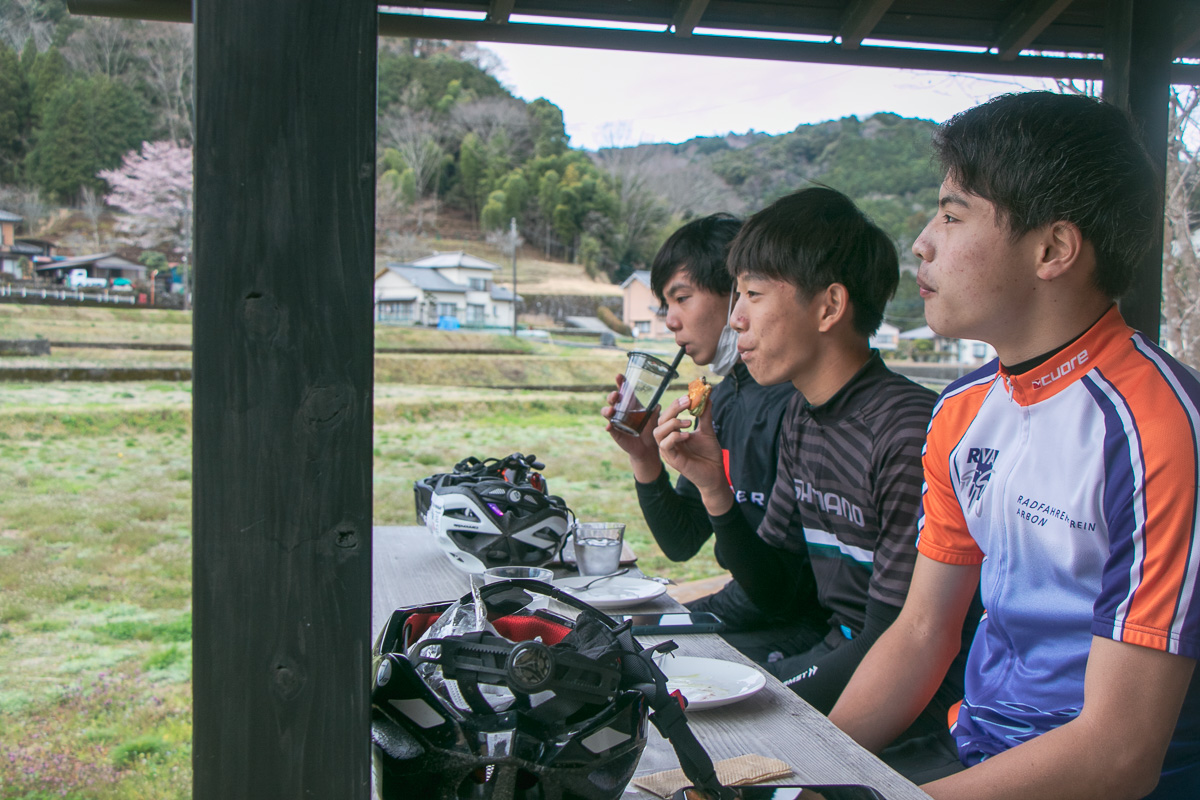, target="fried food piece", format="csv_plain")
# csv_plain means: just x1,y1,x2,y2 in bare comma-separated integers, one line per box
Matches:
687,376,711,417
